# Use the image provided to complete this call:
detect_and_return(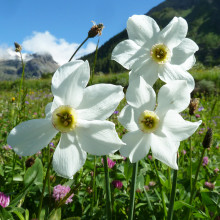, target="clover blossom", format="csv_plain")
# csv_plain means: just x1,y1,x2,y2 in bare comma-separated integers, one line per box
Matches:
112,180,123,189
118,77,201,169
112,15,198,92
52,185,74,204
7,60,124,178
102,157,116,169
0,192,10,208
202,156,209,166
